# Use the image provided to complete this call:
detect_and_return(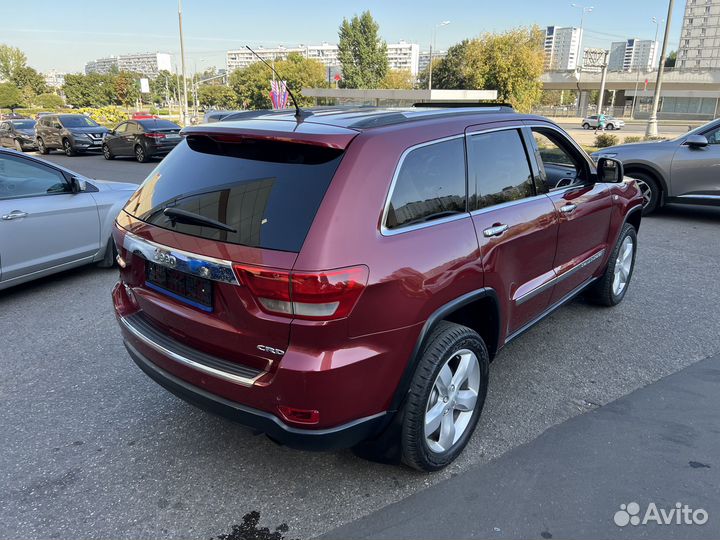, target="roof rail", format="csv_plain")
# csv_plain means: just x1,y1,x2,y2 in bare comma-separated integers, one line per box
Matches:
413,102,515,111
